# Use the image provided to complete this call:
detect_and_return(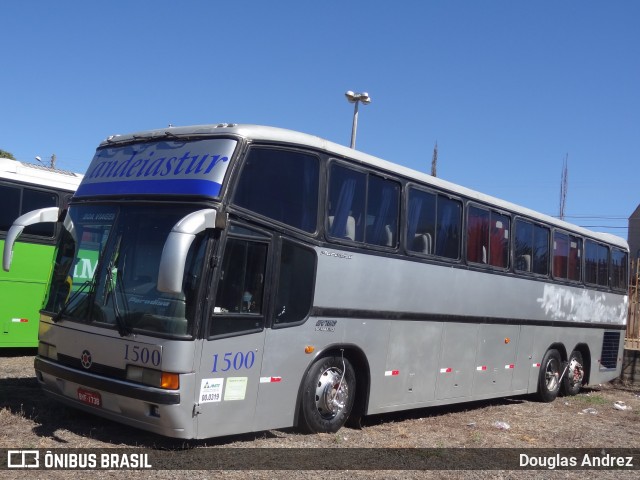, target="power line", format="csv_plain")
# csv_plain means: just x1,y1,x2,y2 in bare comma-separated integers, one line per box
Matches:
562,215,628,220
578,225,628,229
